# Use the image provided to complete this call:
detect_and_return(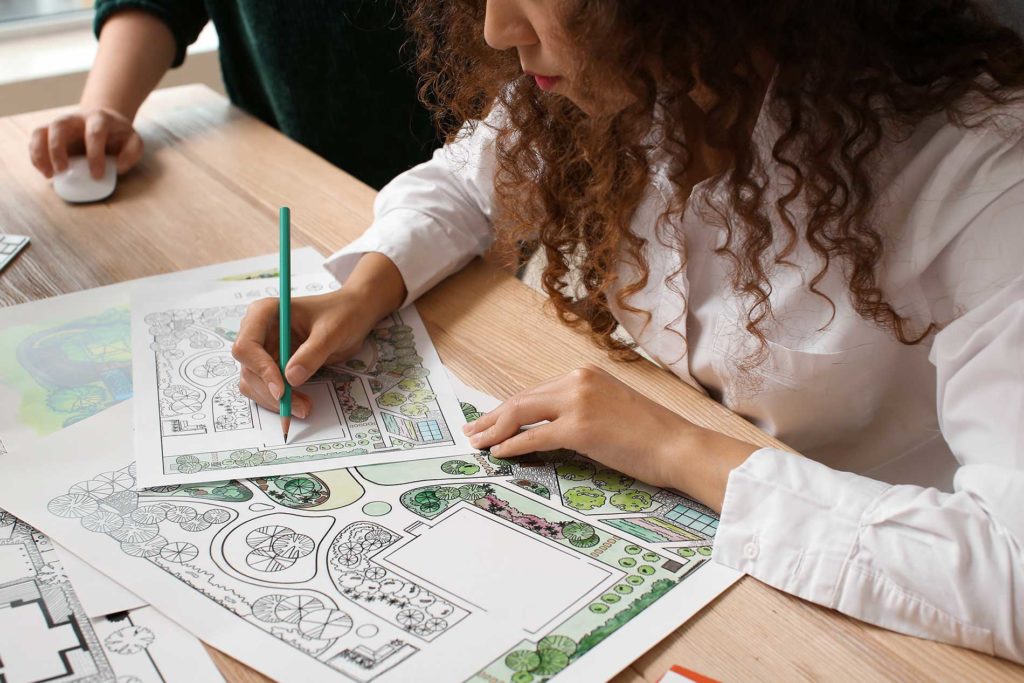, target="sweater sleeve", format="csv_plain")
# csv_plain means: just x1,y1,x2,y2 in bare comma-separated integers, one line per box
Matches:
323,111,500,306
94,0,209,68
